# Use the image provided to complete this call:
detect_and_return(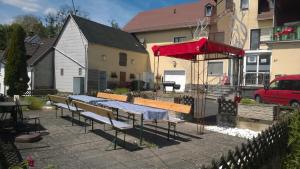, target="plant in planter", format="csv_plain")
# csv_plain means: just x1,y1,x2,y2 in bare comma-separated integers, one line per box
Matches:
129,73,136,80
110,72,118,79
